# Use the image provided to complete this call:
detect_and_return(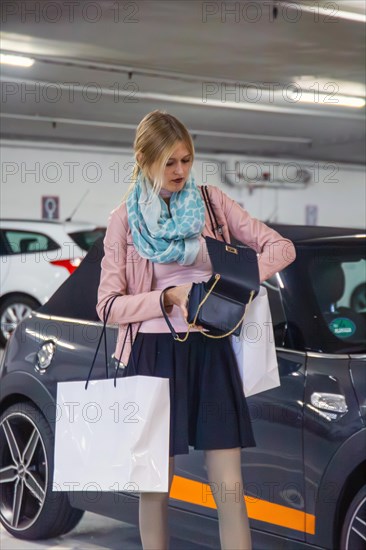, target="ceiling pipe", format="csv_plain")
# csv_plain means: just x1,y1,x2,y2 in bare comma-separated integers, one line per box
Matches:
1,74,363,120
0,113,312,145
